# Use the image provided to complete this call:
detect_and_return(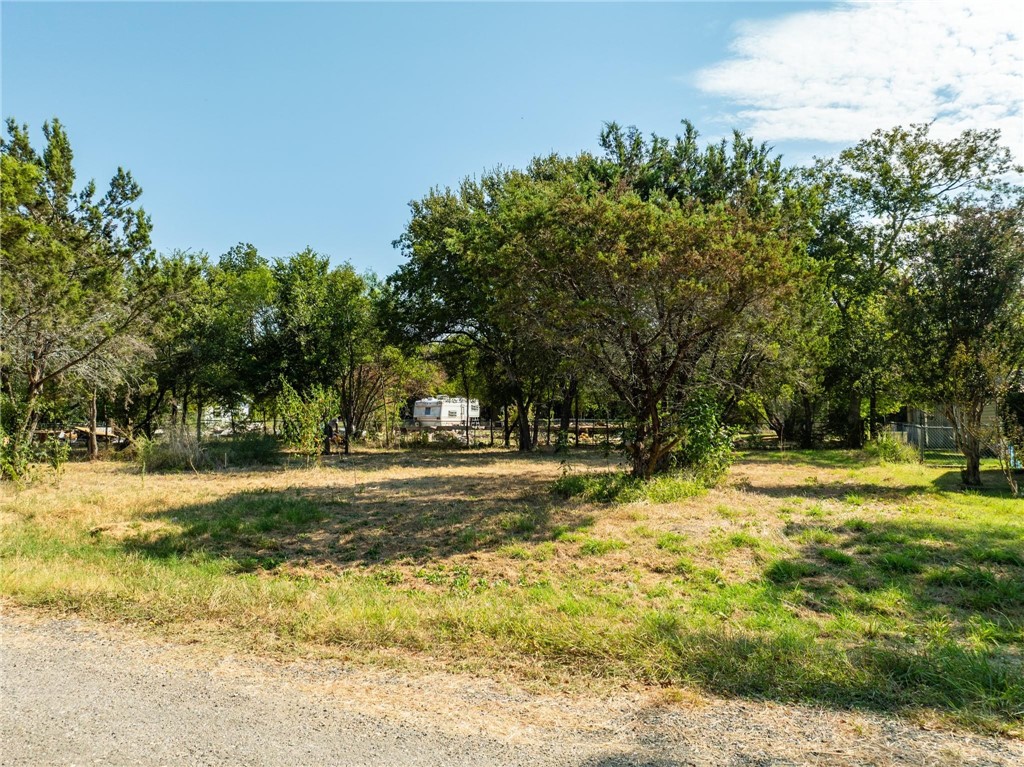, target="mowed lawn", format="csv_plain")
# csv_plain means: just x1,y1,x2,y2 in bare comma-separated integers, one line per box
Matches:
2,449,1022,734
